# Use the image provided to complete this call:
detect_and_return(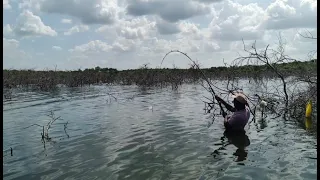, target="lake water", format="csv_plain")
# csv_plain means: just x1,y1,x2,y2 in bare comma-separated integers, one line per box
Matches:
3,80,317,180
